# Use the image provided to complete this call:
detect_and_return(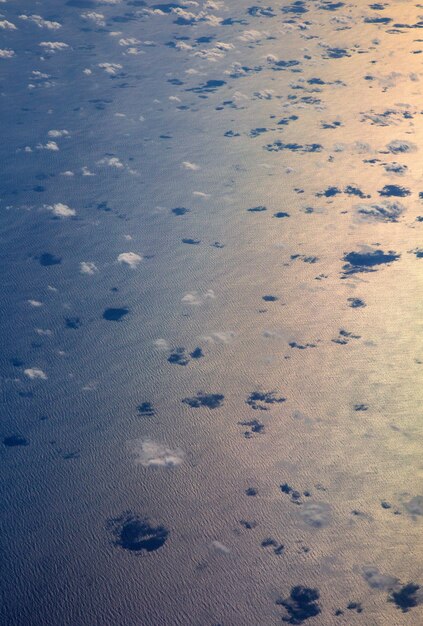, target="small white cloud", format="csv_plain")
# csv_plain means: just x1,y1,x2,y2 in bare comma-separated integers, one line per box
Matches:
182,289,215,306
20,15,61,30
28,299,43,307
210,541,230,554
98,62,122,75
153,338,169,350
0,49,15,58
81,12,106,26
83,68,92,75
182,161,200,170
39,41,68,50
193,191,210,198
128,438,184,468
201,331,235,344
46,203,75,218
80,261,98,275
119,37,140,46
61,170,74,176
0,20,17,30
117,252,143,268
24,367,47,380
47,129,69,138
97,156,124,168
35,328,53,336
81,165,95,176
37,141,59,151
